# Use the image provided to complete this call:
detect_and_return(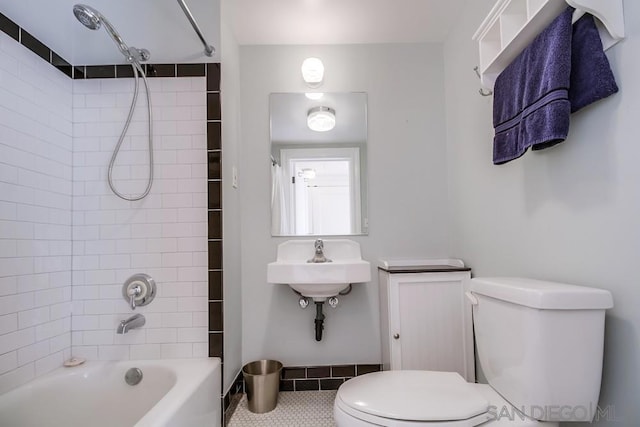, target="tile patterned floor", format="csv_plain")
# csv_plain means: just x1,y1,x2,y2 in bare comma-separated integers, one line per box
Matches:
228,391,337,426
